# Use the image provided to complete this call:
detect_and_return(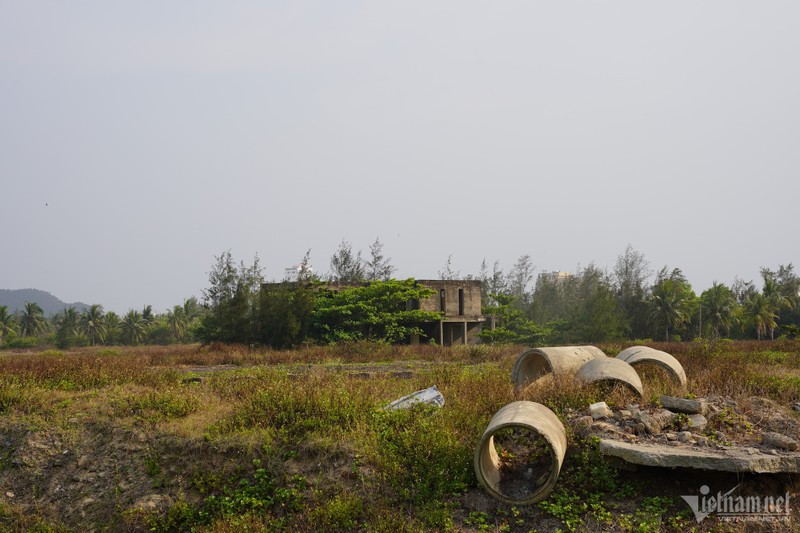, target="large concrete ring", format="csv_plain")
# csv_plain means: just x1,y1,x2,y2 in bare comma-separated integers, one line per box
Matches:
474,401,567,504
616,346,687,389
512,346,607,390
574,357,644,398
